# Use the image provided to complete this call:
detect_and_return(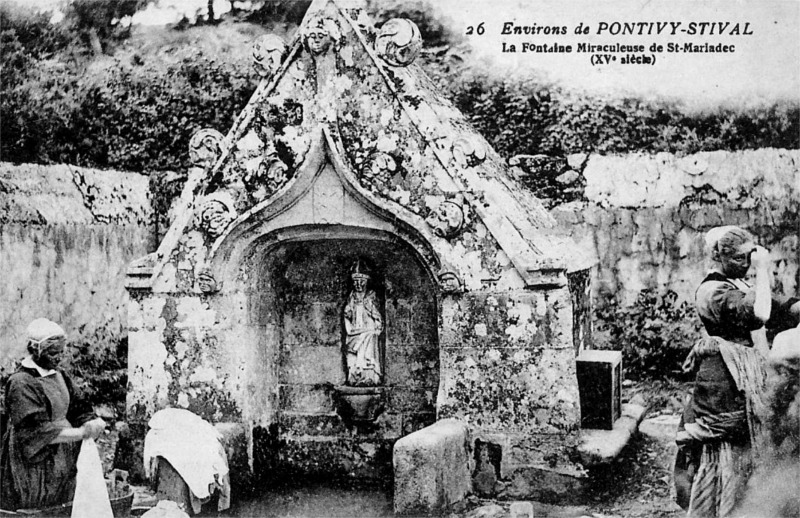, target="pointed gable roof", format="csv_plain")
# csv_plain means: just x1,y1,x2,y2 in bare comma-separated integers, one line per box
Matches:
128,0,593,293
